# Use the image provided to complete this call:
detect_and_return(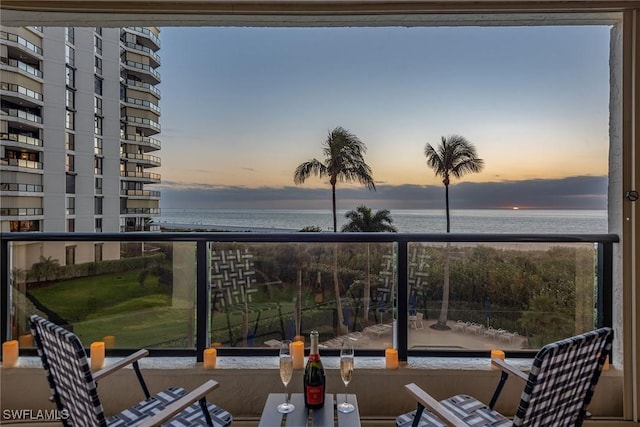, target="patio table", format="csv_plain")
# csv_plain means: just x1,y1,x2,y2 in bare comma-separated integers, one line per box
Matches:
258,393,360,427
